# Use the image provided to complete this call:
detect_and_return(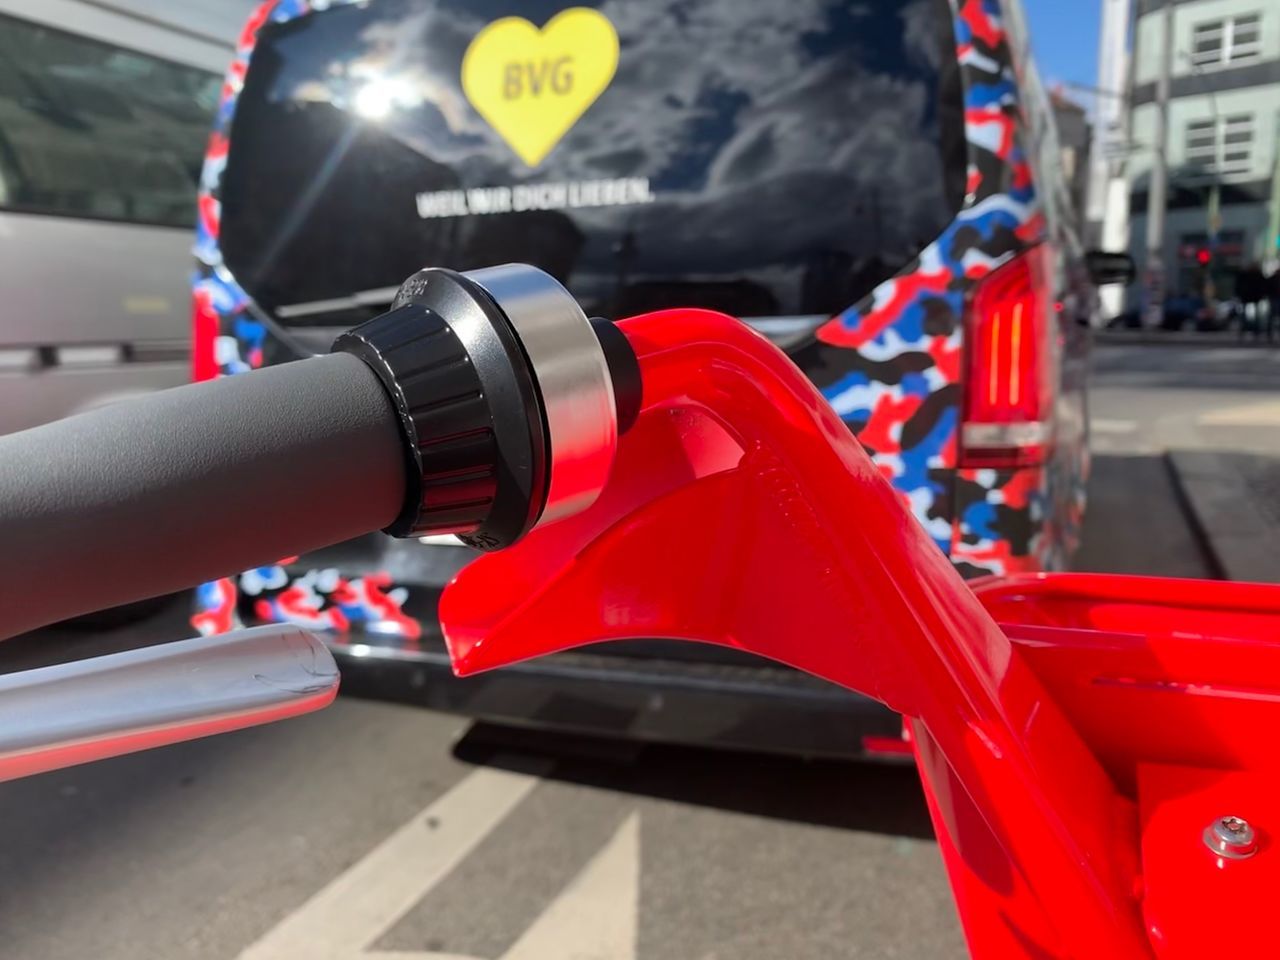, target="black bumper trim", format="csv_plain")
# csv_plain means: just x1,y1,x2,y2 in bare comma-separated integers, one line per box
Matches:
331,641,904,760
